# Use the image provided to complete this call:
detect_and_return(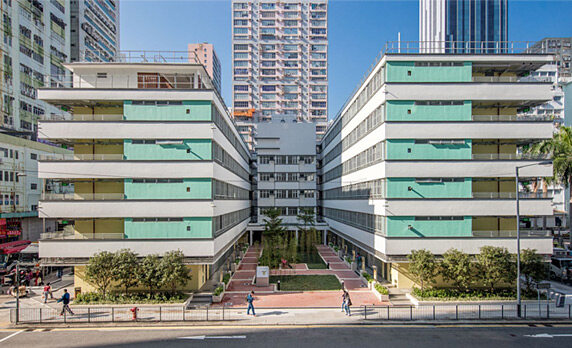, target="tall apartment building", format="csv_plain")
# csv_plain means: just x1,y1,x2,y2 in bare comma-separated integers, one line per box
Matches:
0,133,71,242
251,117,319,240
420,0,508,53
188,43,222,94
528,37,571,79
232,0,328,149
1,0,71,136
37,60,251,291
318,52,554,288
70,0,120,62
